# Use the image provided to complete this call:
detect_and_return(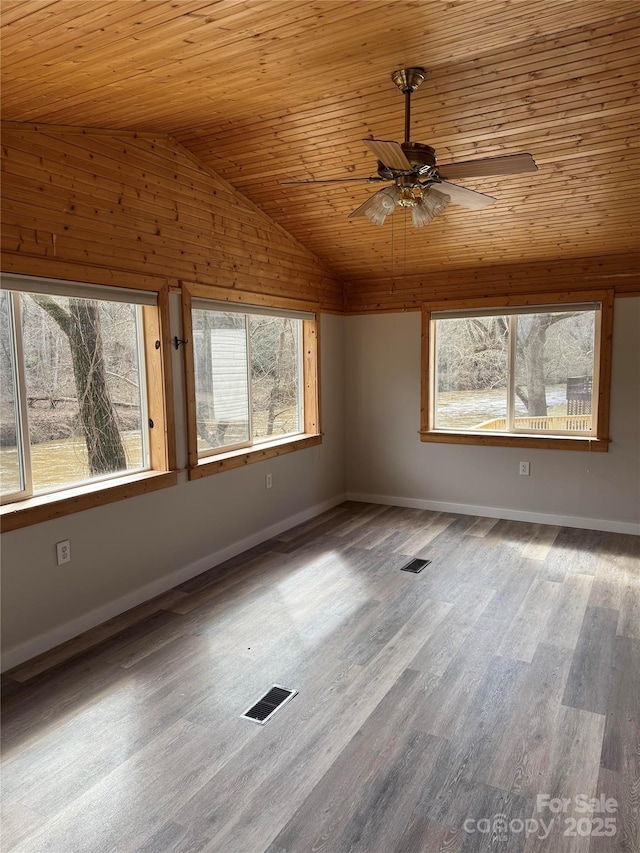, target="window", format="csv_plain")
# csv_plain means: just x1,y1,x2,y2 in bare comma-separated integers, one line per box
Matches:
1,274,175,525
421,292,613,450
192,308,303,454
182,289,321,477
